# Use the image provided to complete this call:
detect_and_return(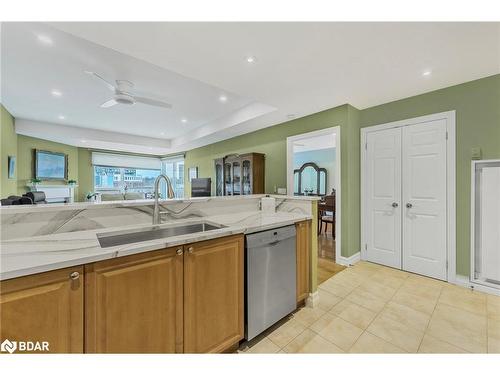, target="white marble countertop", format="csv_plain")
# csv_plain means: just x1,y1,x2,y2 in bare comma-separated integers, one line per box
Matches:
0,194,320,214
0,211,312,281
